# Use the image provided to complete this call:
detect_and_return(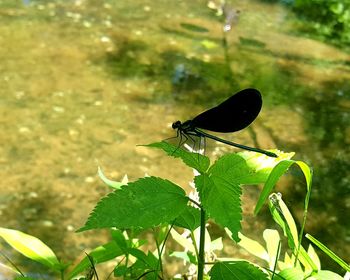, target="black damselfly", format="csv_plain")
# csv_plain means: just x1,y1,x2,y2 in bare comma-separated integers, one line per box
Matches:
172,88,277,157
